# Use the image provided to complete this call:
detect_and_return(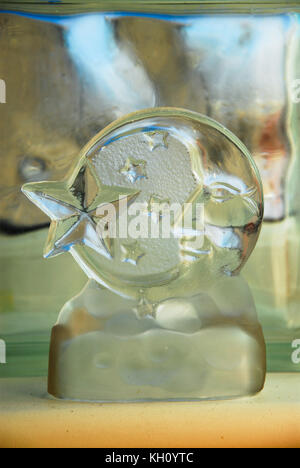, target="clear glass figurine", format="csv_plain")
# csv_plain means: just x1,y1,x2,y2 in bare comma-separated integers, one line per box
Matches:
22,108,266,402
